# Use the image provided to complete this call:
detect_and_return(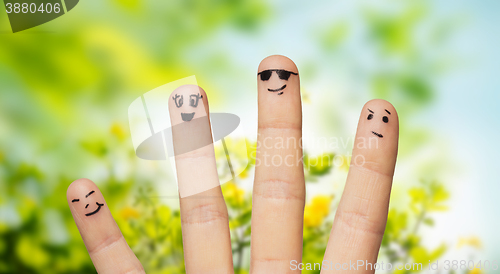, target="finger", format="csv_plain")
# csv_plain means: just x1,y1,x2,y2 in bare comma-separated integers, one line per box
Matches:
250,55,305,273
321,99,398,274
169,85,234,274
67,178,145,274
